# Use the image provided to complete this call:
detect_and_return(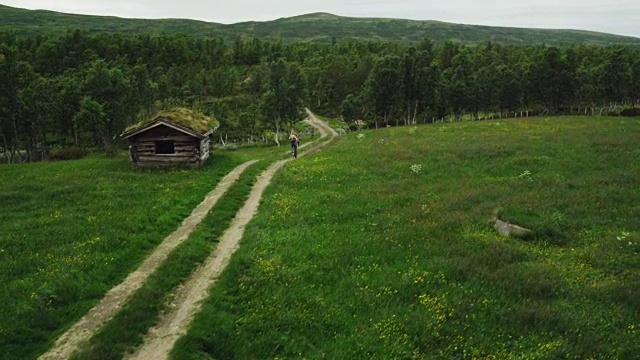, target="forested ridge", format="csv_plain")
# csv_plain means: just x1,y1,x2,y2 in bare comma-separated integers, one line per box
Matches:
3,5,640,47
1,29,640,163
